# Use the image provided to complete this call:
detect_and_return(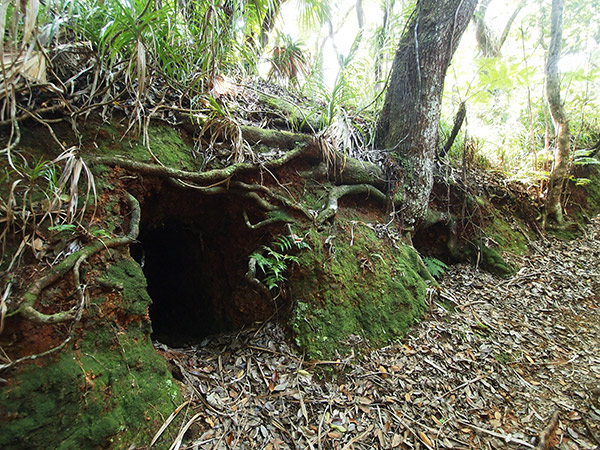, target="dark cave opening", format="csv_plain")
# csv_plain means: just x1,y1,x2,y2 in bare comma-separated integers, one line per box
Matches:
133,187,273,346
138,221,224,344
412,222,453,262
